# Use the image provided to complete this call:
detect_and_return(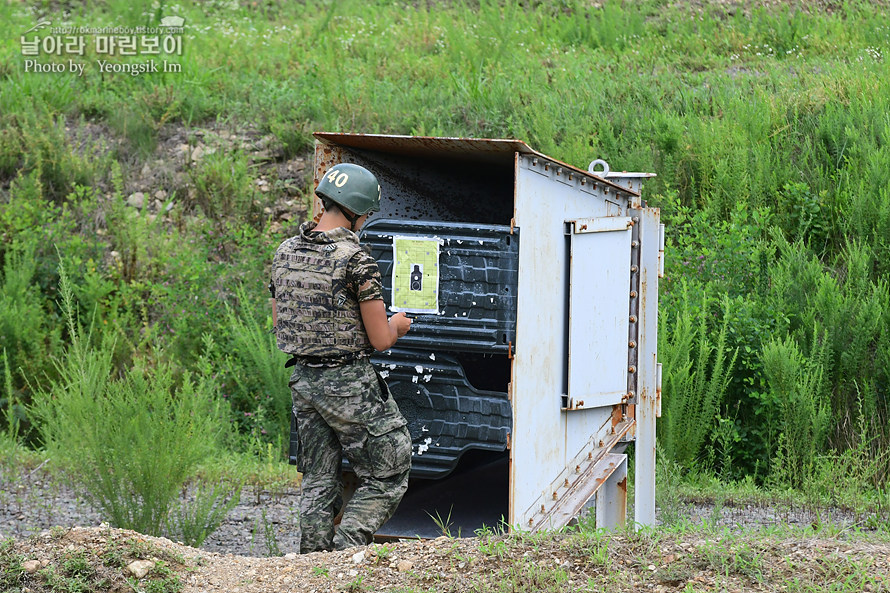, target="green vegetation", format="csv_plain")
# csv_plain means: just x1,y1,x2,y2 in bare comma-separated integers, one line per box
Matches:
31,264,227,537
0,0,889,536
166,481,243,548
